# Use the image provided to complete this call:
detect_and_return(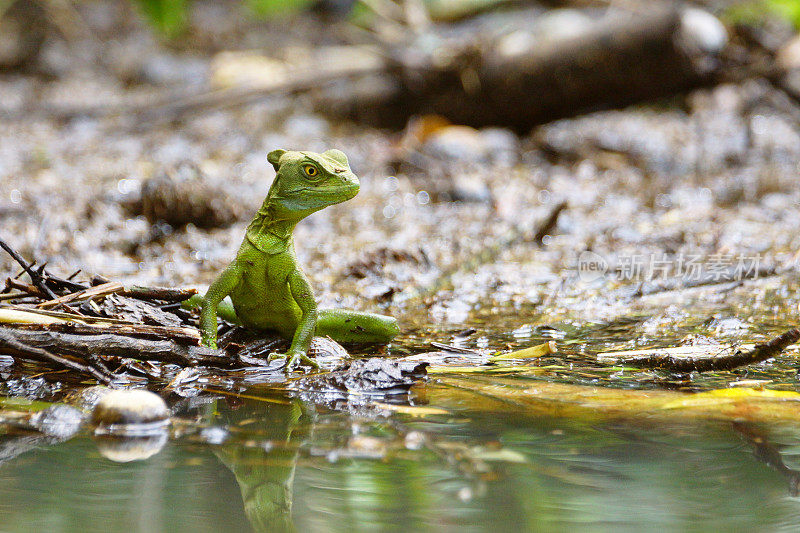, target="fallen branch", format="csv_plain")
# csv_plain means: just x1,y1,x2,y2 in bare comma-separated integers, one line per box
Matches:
0,327,227,367
12,7,745,133
598,328,800,373
0,329,114,384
